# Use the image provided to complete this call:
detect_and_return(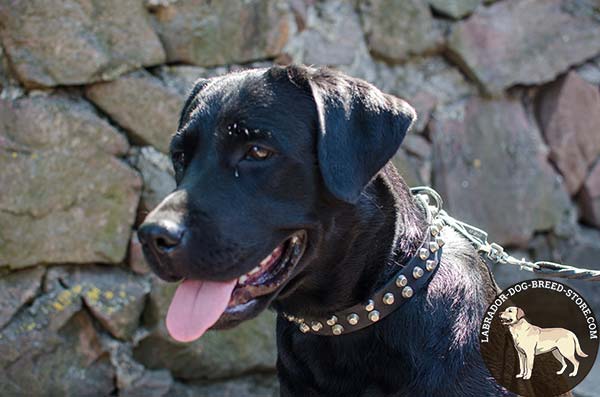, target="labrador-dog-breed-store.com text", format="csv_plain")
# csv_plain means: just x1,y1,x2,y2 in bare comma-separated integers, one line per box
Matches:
139,65,513,396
